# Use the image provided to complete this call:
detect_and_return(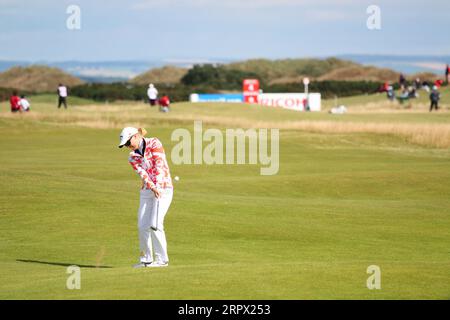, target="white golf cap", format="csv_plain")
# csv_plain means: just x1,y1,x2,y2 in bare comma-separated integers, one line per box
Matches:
118,127,138,148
